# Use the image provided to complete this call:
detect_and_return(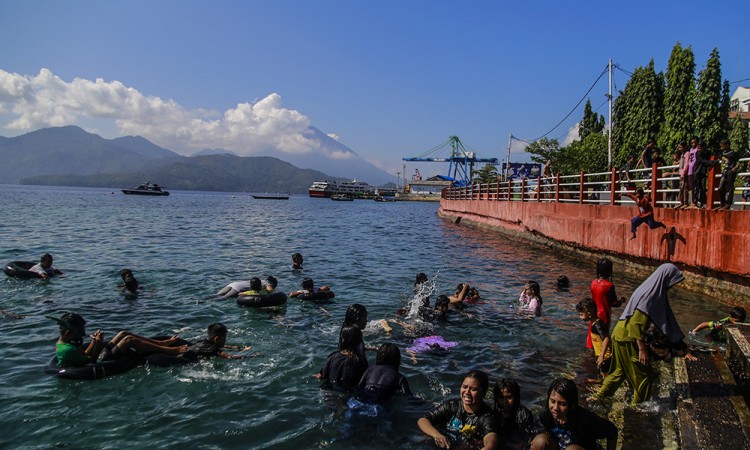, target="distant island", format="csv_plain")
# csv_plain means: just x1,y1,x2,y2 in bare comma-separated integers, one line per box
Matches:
0,126,393,193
